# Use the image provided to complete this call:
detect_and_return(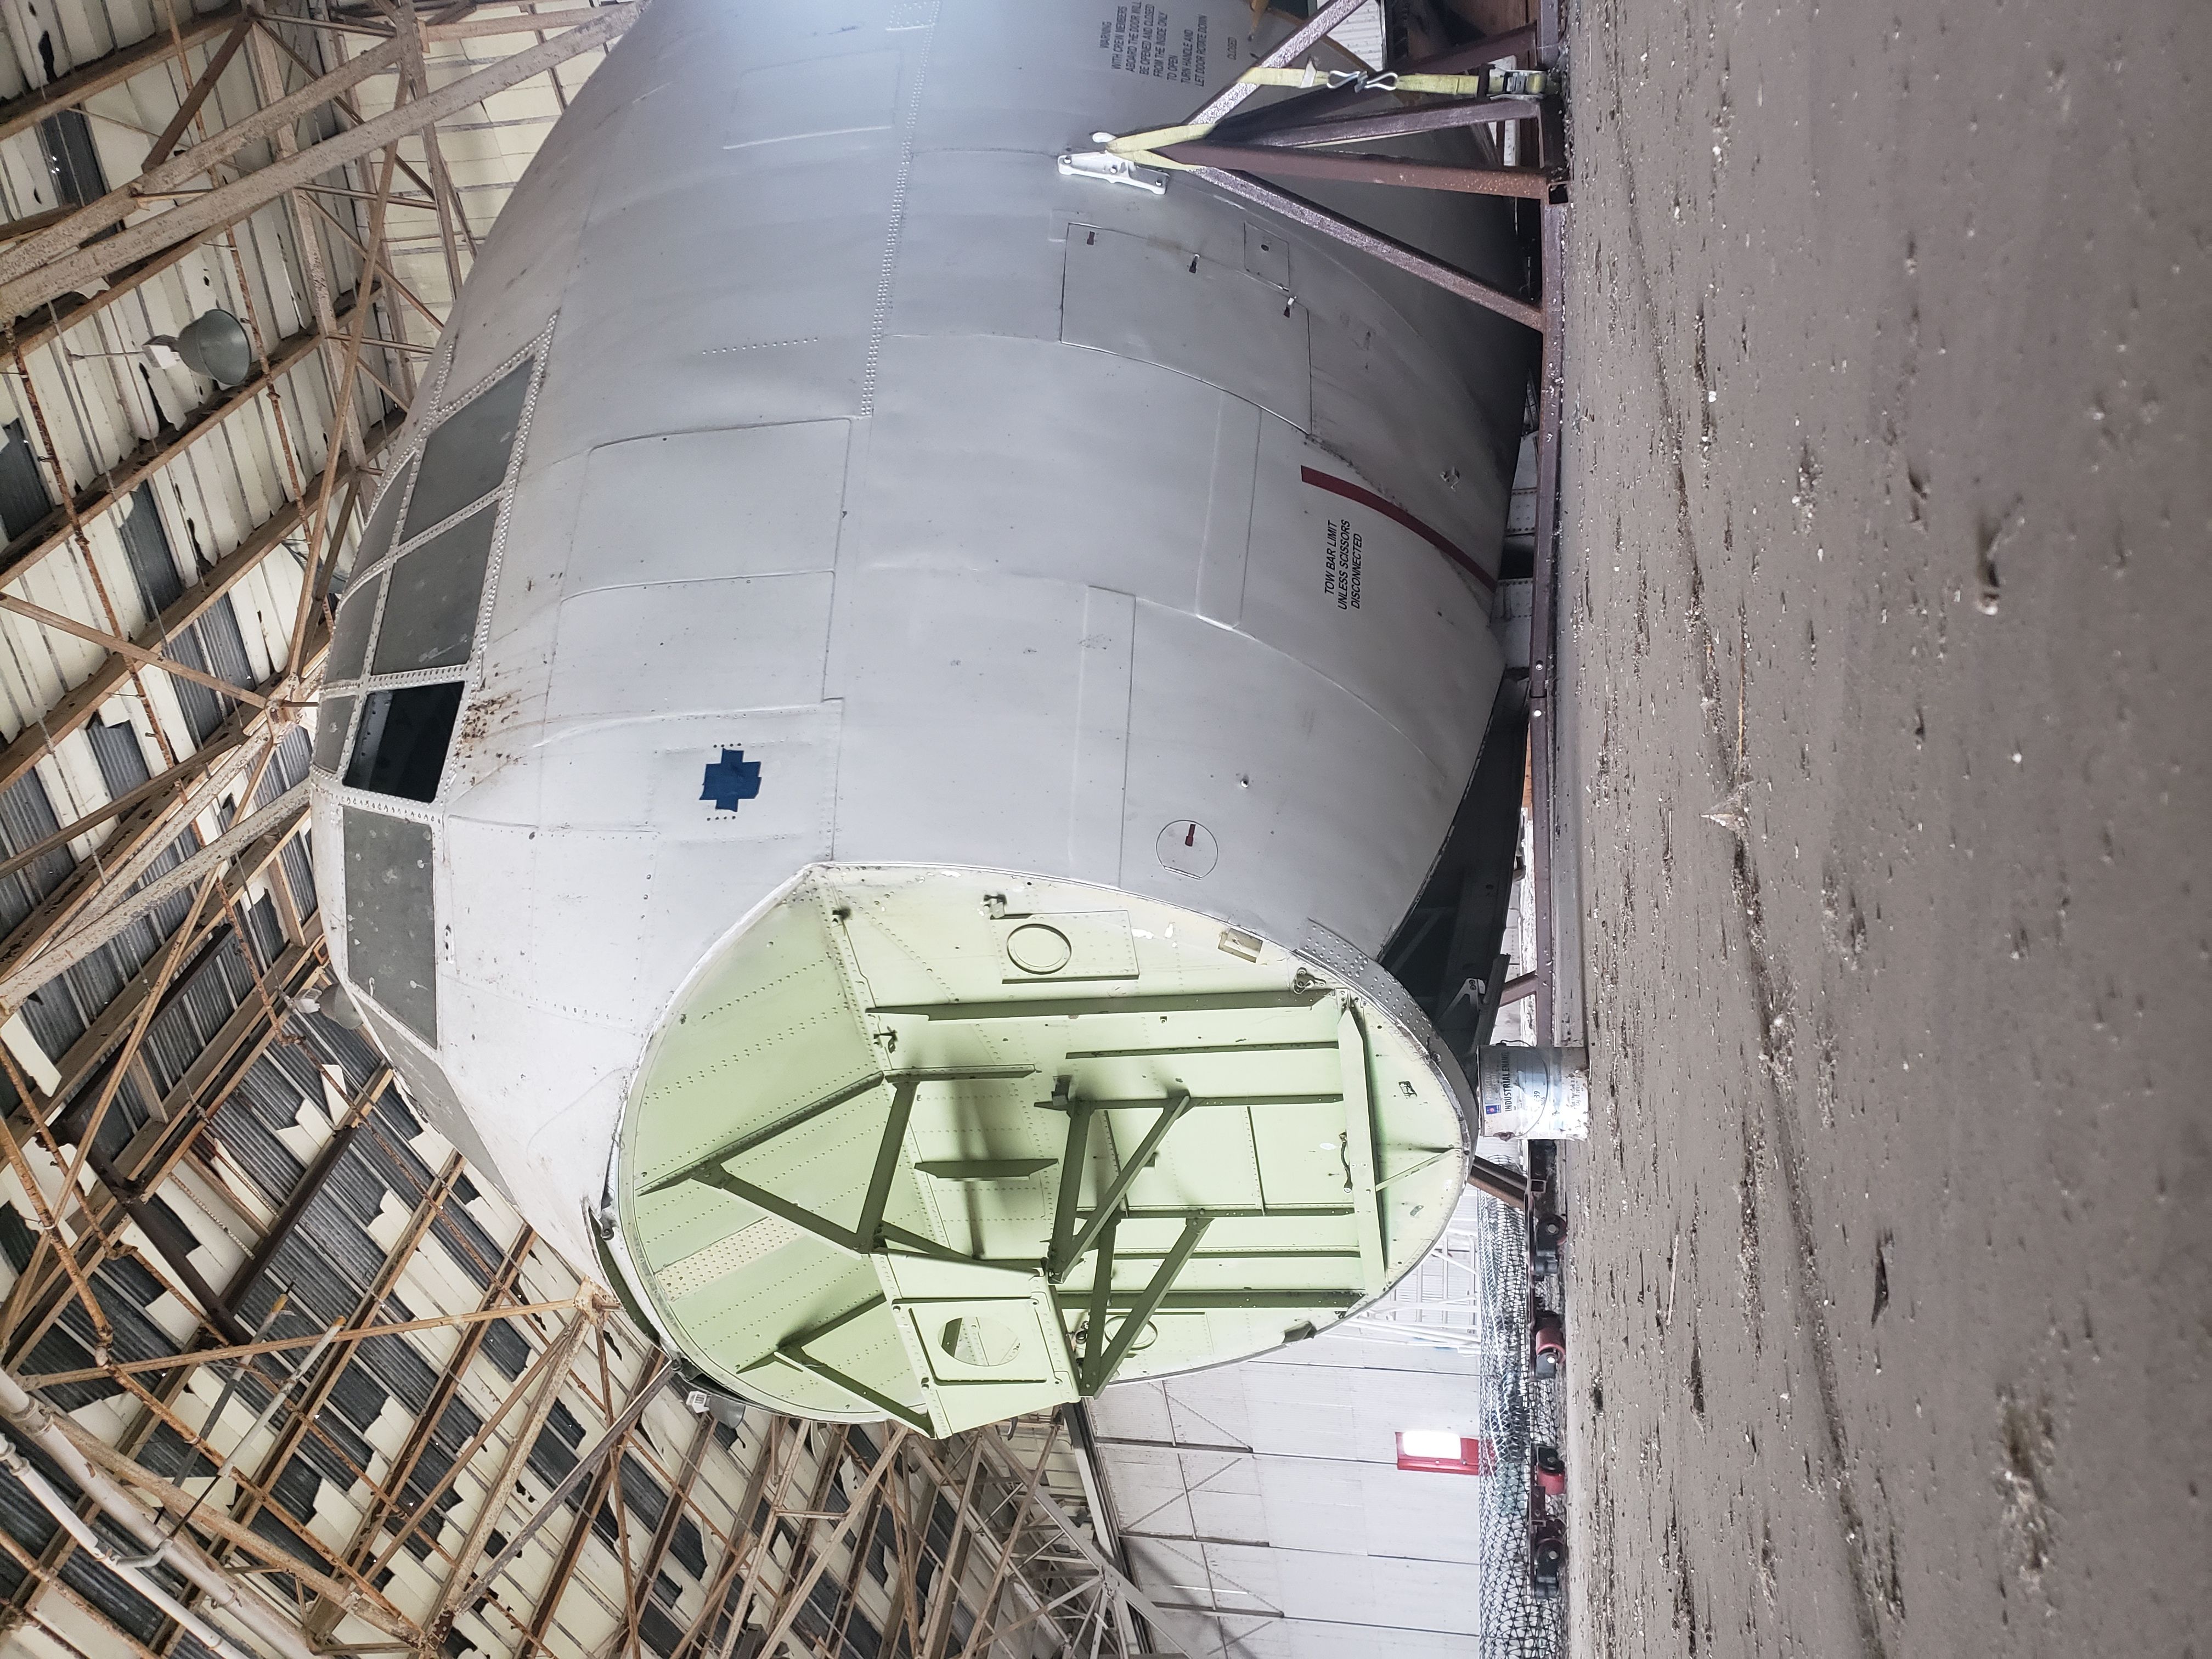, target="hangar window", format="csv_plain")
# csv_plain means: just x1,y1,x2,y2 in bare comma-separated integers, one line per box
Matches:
370,504,496,675
38,110,108,210
1395,1431,1493,1475
403,358,533,539
344,683,463,803
0,420,50,540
